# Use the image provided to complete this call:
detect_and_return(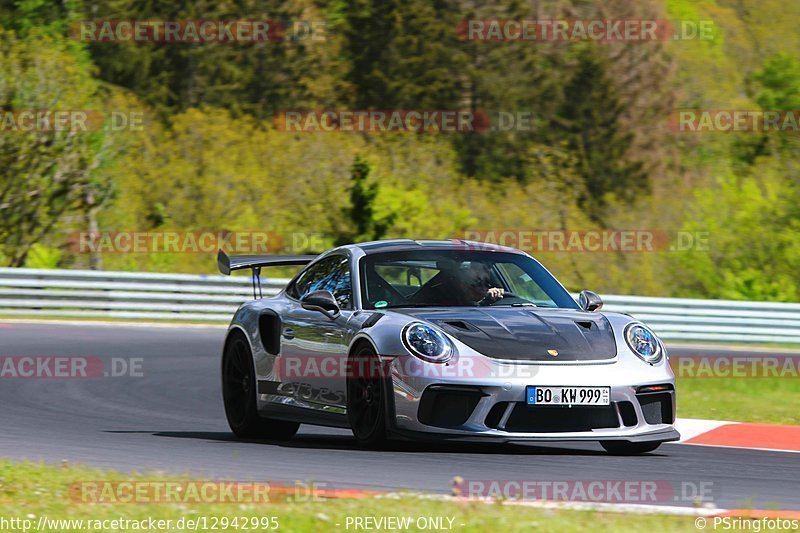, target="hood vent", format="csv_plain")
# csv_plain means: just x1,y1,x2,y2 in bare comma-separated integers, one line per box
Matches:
442,320,472,331
395,308,617,361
